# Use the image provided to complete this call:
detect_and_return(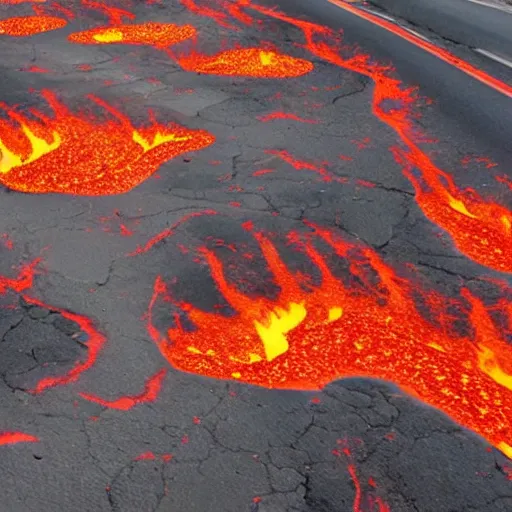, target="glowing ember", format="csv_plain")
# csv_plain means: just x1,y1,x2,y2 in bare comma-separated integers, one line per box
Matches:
147,221,512,459
185,1,511,272
178,48,314,78
68,23,196,49
0,15,66,36
79,368,167,410
0,258,106,393
134,451,173,462
0,432,39,445
0,90,215,195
